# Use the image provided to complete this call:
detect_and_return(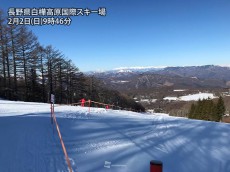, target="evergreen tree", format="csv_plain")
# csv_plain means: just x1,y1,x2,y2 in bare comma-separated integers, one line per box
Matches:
216,96,225,122
188,103,195,119
188,97,225,122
